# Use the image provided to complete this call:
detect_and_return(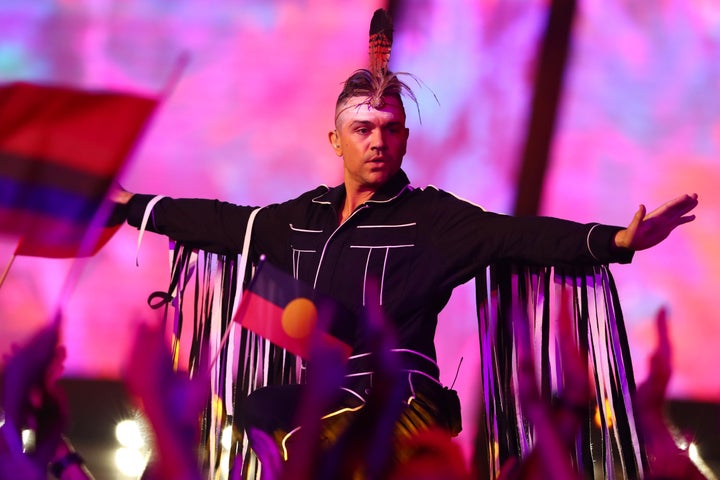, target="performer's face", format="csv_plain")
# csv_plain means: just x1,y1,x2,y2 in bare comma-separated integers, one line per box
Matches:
330,96,409,192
